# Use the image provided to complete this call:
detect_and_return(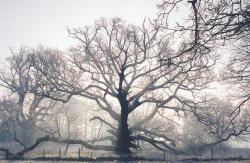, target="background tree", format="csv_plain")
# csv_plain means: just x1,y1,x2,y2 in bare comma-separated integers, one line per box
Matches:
188,98,250,149
0,95,17,142
159,0,250,145
0,48,57,146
